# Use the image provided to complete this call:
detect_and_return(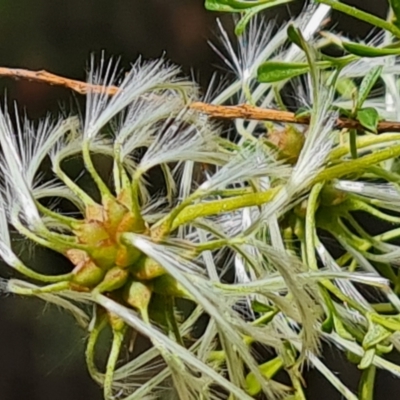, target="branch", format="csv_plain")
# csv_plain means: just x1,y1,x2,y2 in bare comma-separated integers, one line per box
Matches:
1,66,400,133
